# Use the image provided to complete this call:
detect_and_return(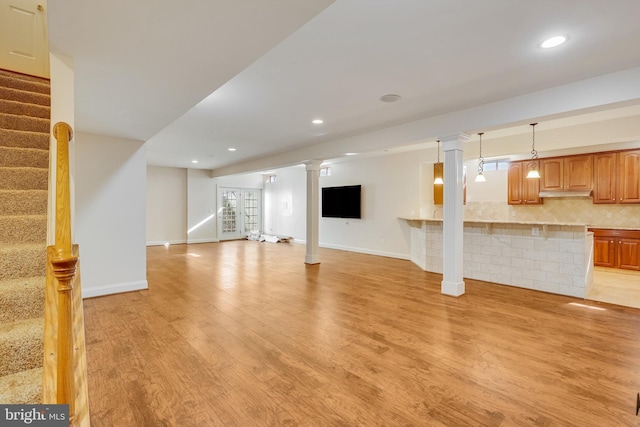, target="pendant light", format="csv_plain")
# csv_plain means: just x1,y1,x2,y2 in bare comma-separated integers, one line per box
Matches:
526,123,541,179
475,132,486,182
434,140,444,185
